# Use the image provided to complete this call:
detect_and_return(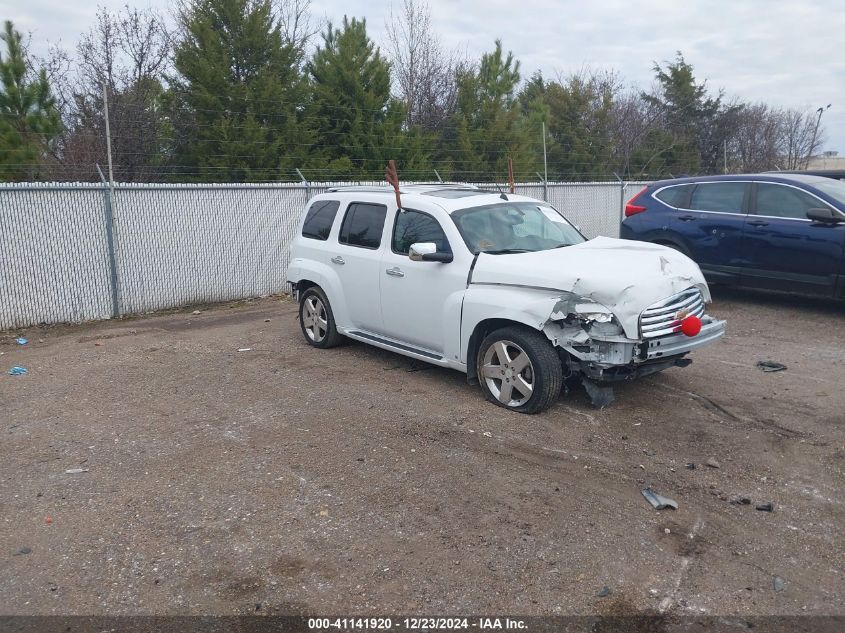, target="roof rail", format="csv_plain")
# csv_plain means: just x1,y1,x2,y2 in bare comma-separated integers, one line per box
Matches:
325,185,396,193
324,182,482,193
